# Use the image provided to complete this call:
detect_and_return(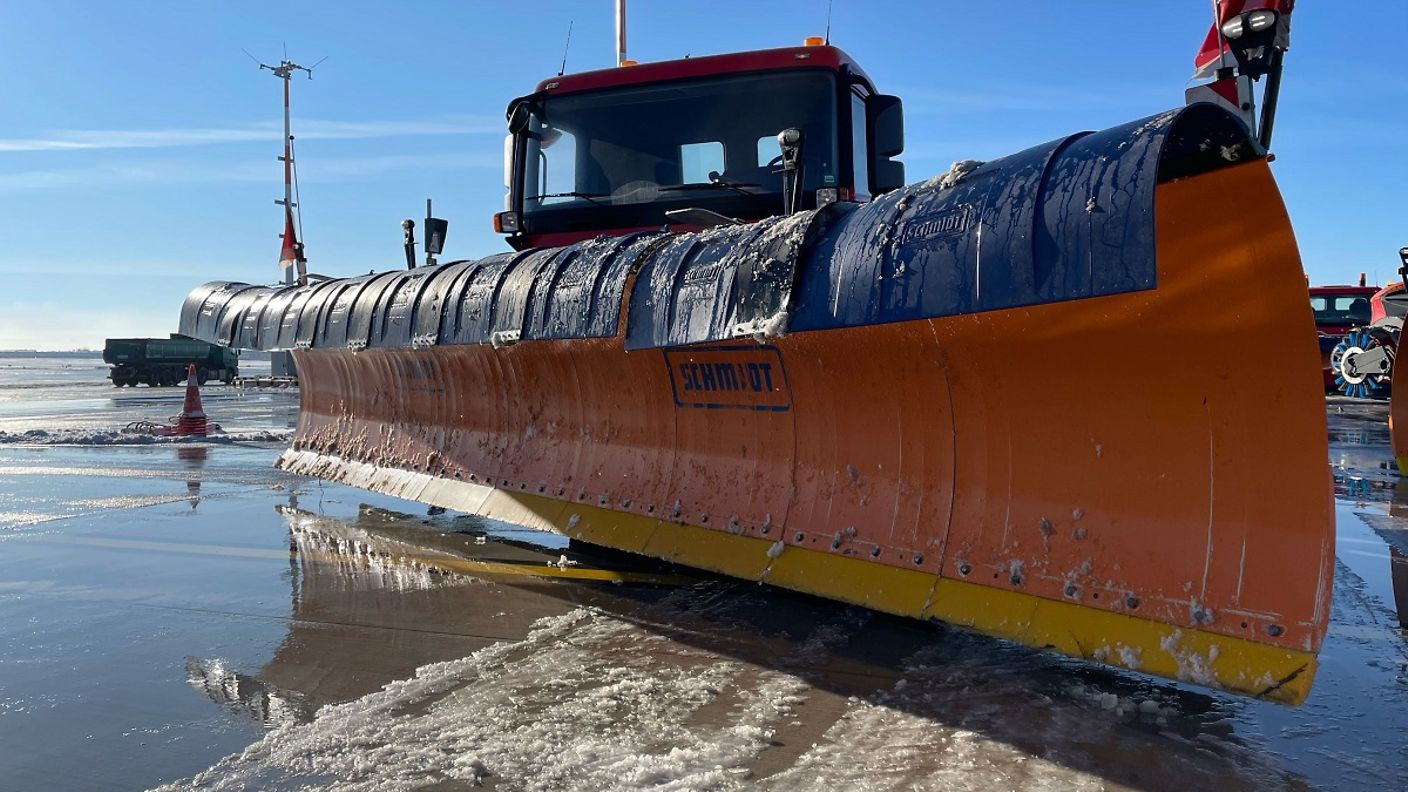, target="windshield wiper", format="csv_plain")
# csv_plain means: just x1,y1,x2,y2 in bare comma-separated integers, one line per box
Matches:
528,191,609,206
658,180,761,198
